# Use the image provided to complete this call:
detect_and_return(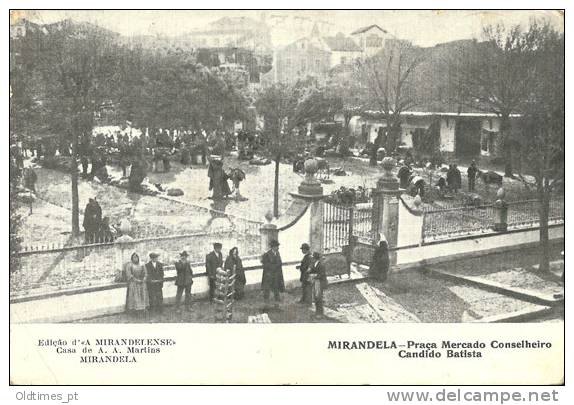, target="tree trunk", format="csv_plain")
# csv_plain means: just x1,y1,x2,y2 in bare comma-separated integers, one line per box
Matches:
71,130,80,236
386,124,400,152
273,156,280,218
500,114,514,177
538,186,550,272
